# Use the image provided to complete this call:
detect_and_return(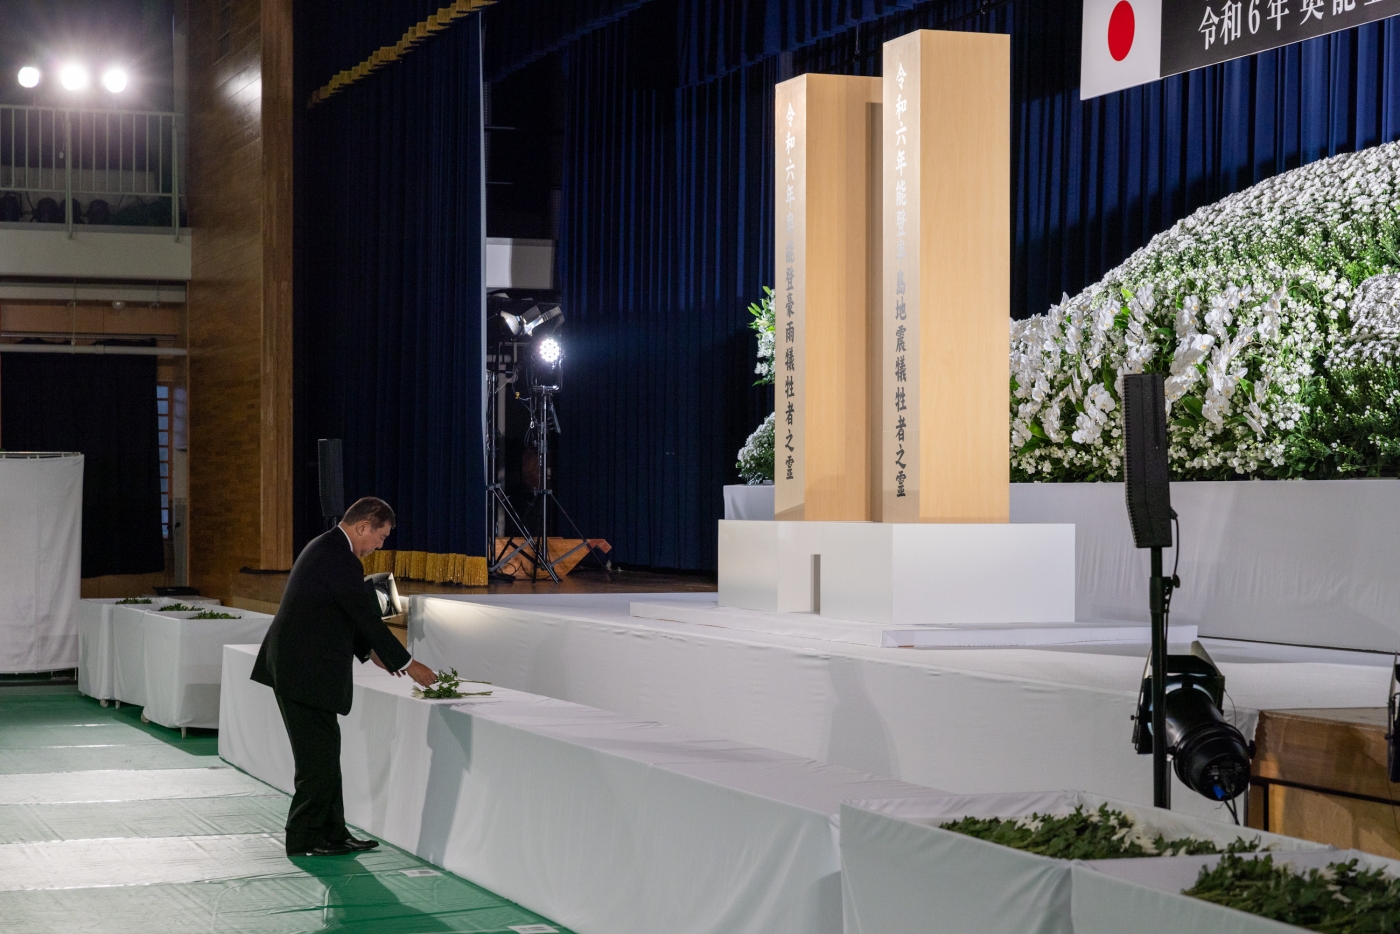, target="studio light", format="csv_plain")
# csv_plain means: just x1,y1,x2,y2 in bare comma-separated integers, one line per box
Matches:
497,302,564,340
536,336,562,364
59,63,89,91
17,66,40,89
101,67,128,94
1132,644,1253,806
364,572,404,619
